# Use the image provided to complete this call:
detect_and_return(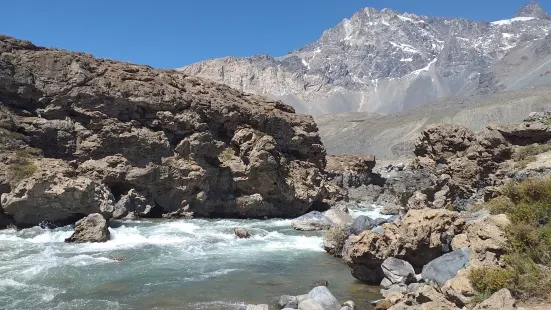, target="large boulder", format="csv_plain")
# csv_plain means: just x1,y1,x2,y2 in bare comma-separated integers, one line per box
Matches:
381,258,416,285
421,248,470,286
451,214,510,267
292,211,333,231
0,35,329,223
306,286,341,310
65,213,110,243
342,209,464,283
1,158,115,227
346,215,377,235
